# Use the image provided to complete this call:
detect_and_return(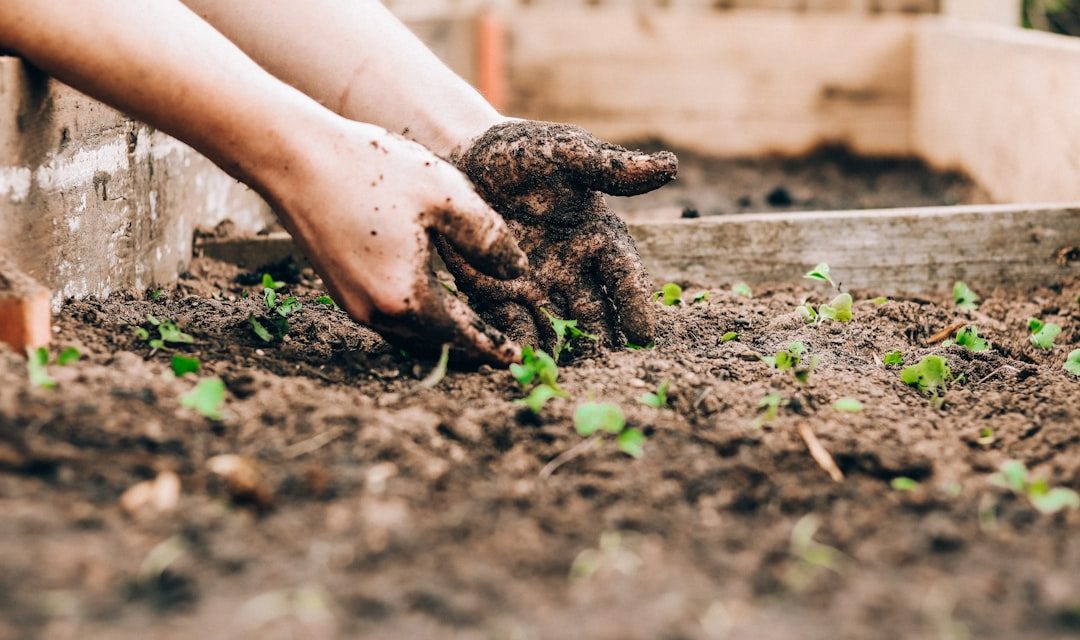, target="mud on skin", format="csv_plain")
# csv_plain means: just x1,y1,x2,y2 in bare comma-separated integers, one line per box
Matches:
437,120,678,353
0,256,1078,638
